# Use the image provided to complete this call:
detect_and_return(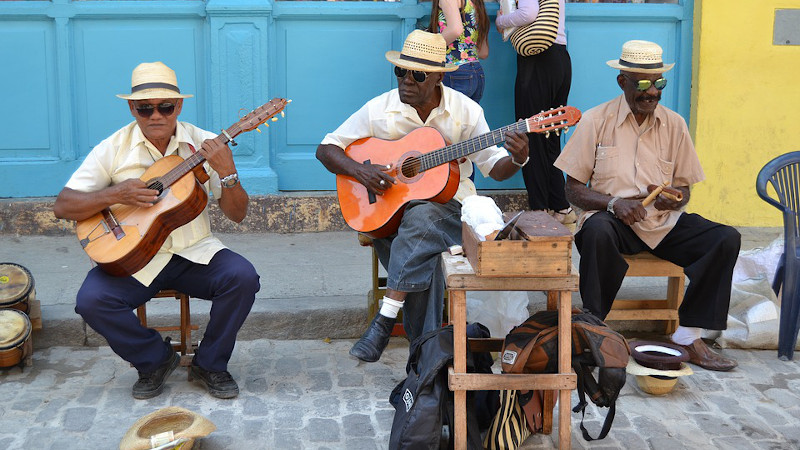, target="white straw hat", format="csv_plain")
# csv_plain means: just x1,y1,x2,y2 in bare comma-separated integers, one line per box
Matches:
385,30,457,73
606,40,674,74
117,62,193,100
